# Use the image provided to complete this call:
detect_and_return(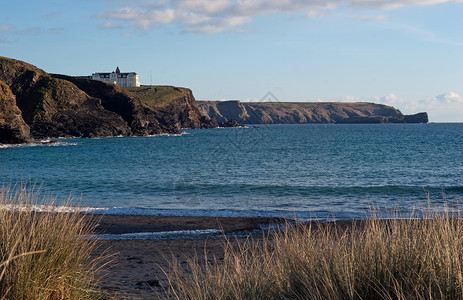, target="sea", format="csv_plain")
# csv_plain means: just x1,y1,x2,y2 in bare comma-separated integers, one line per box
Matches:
1,123,462,220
